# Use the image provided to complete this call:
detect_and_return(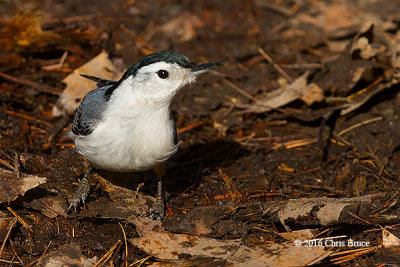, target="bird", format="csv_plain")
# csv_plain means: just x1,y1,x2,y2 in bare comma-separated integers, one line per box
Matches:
69,50,221,219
